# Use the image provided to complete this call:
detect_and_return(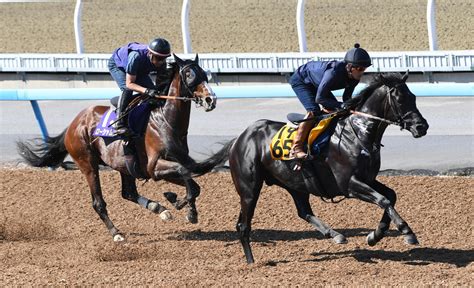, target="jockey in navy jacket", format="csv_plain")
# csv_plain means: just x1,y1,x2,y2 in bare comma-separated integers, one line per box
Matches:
289,60,359,112
289,43,372,162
